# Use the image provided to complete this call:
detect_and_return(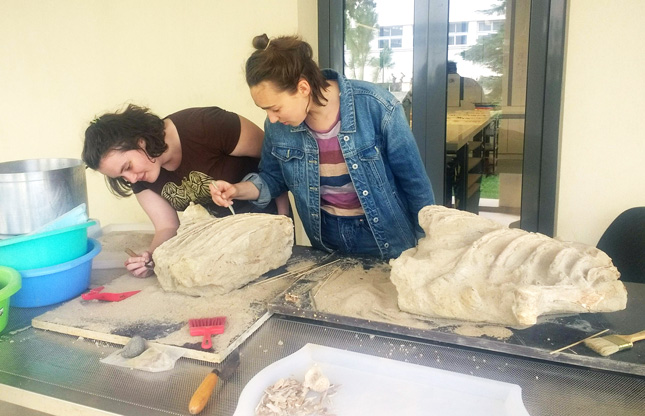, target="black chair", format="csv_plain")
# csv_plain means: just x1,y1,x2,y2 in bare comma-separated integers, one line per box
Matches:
597,207,645,284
